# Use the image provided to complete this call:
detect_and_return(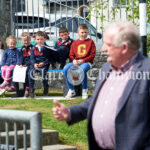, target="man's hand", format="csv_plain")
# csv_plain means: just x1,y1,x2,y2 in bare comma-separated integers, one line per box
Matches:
52,100,70,121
